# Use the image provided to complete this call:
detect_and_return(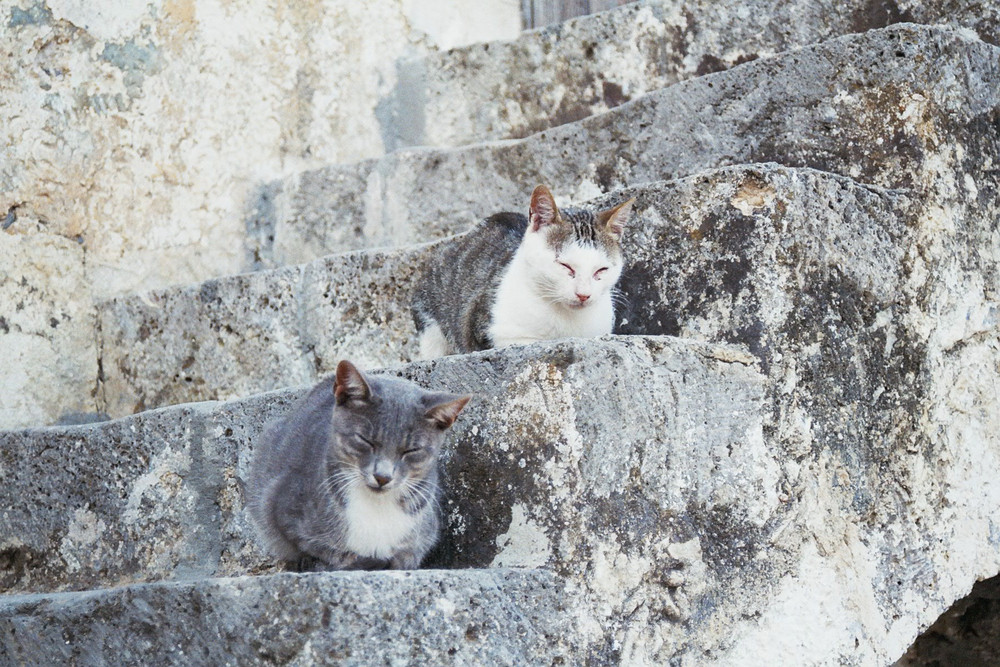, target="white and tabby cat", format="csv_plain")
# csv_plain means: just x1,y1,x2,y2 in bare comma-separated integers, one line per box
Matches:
412,185,633,357
248,360,469,571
